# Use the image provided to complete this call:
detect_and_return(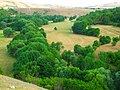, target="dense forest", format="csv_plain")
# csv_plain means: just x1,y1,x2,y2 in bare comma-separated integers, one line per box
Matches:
72,7,120,36
77,7,120,27
0,8,120,90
